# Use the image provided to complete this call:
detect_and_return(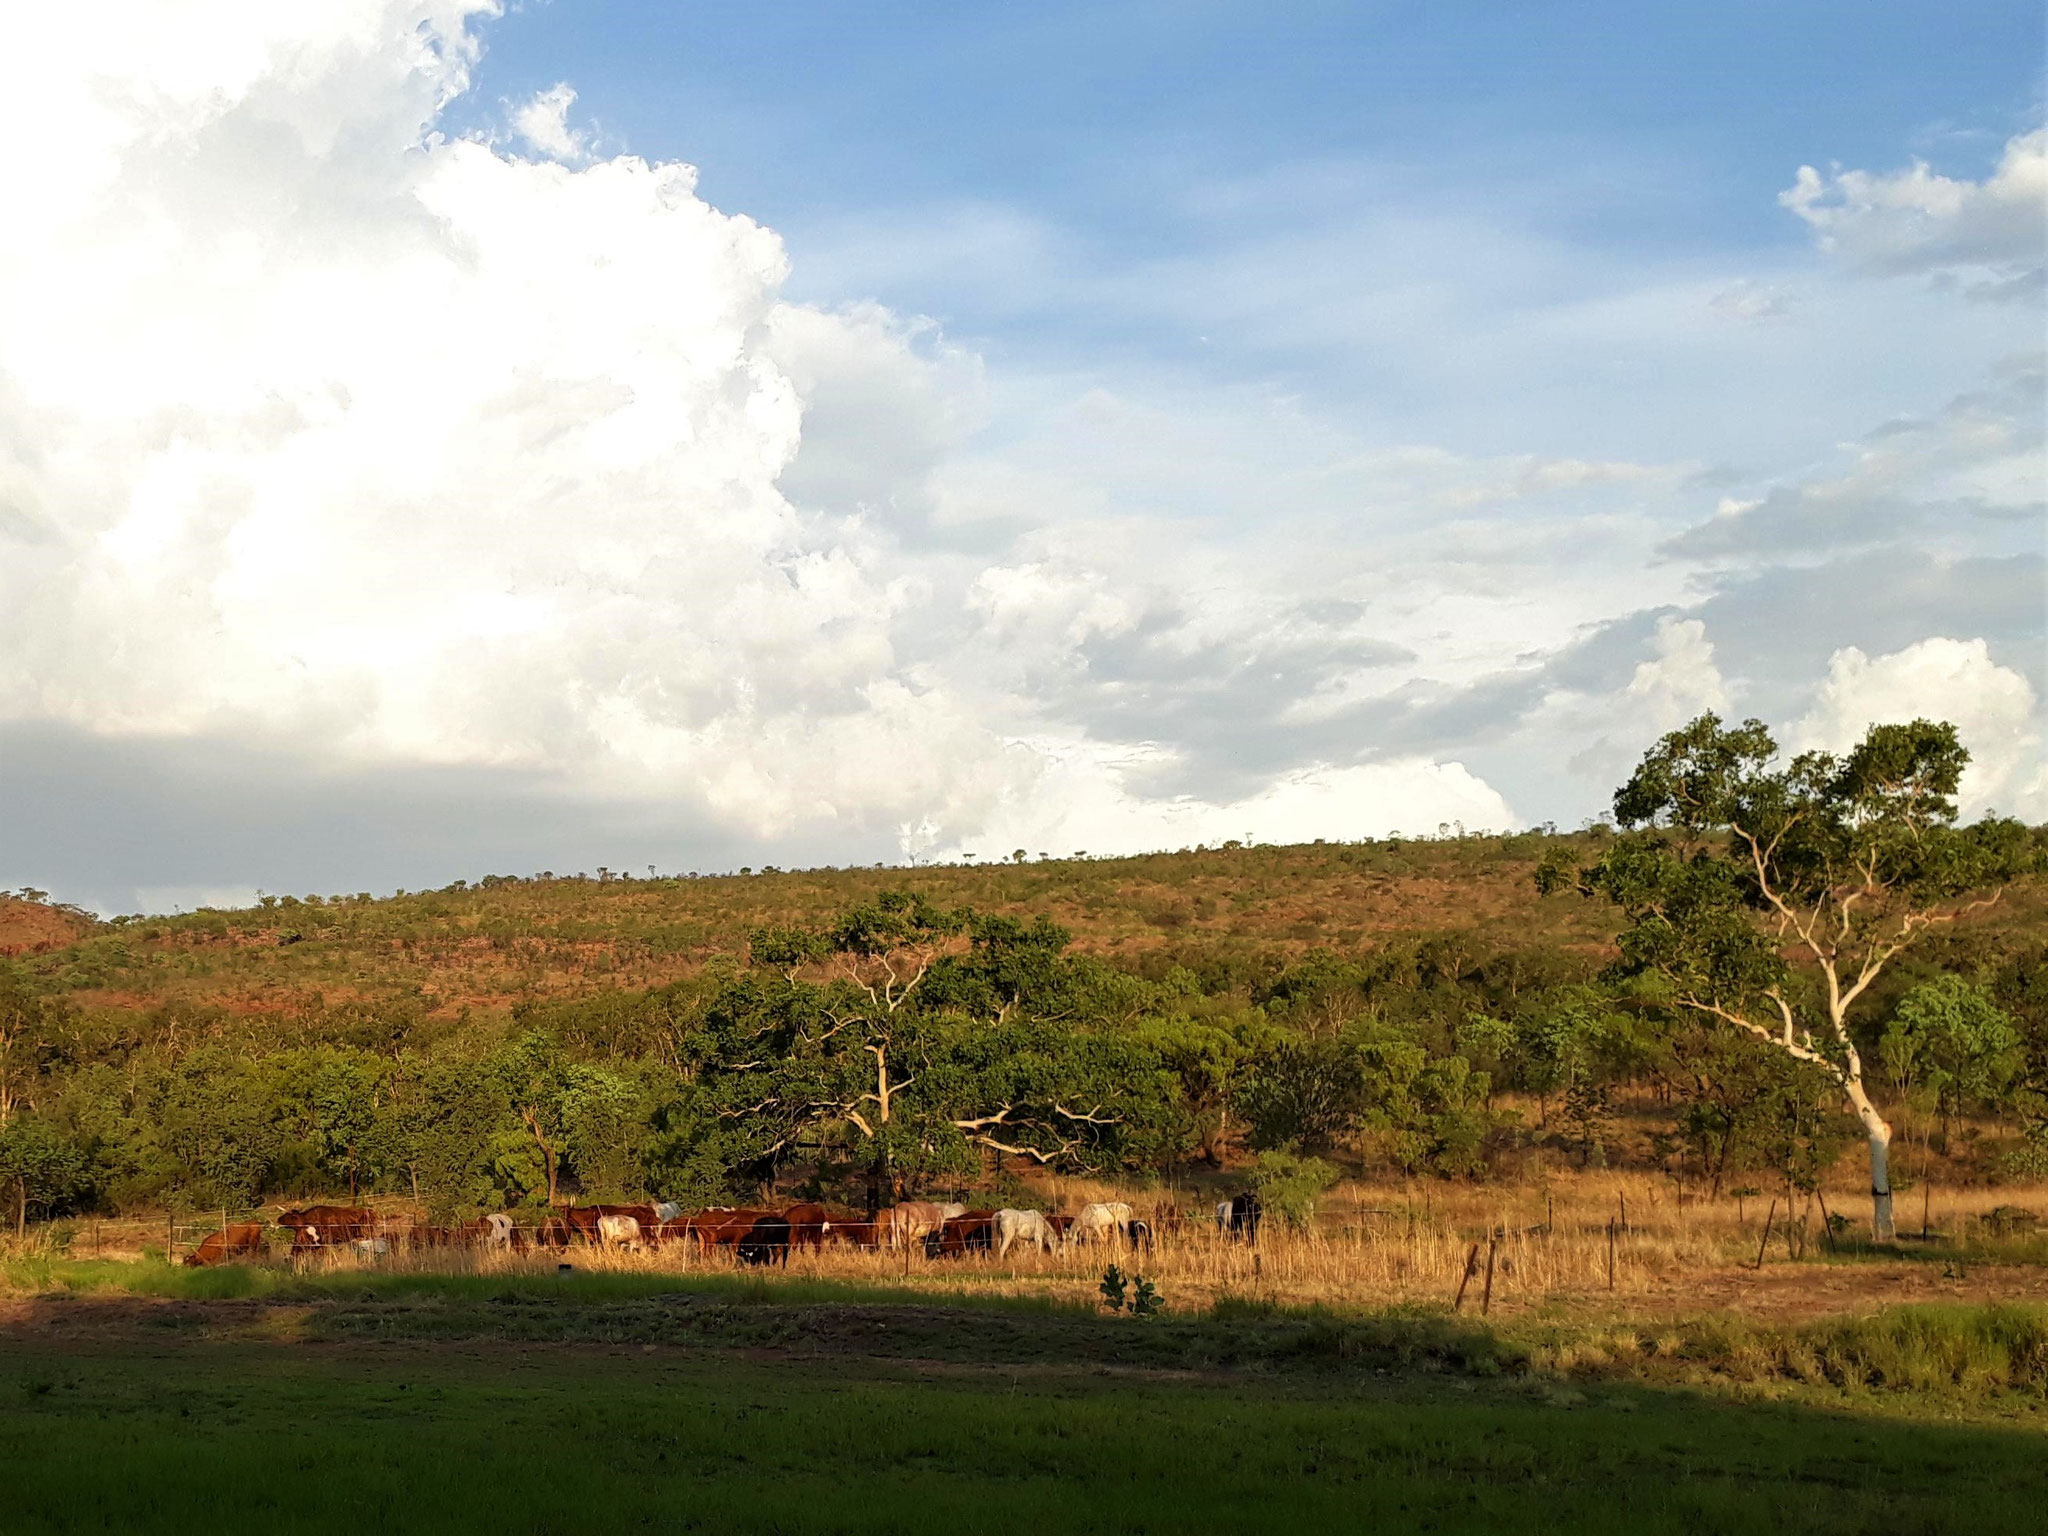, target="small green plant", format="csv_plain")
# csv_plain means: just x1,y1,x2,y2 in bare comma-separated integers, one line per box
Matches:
1100,1265,1162,1317
1099,1264,1128,1312
1131,1276,1163,1318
